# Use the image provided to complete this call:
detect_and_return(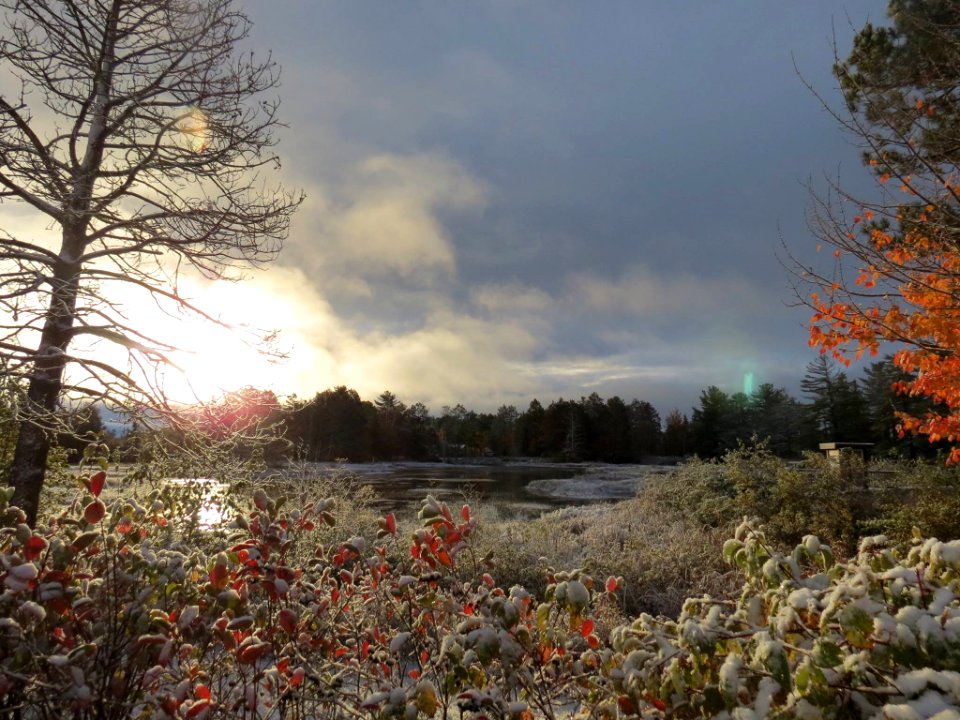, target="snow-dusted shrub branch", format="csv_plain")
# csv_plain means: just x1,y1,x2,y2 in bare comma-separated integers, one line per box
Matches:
605,522,960,718
0,470,958,719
